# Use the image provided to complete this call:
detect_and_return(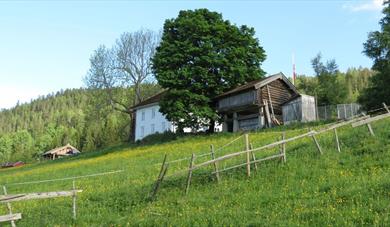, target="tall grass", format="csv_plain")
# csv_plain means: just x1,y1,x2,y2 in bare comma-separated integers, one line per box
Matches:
0,118,389,226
